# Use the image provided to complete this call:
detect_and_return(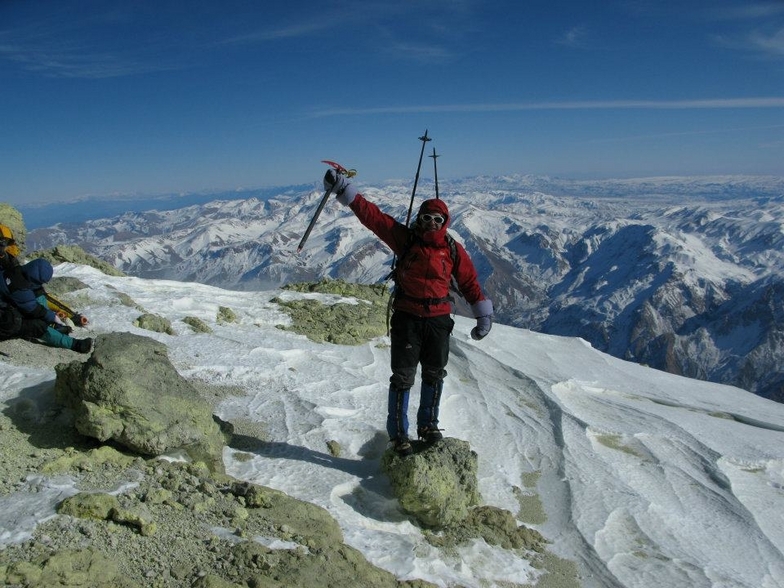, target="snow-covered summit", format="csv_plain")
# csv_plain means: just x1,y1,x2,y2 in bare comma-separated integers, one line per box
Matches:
2,263,784,587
